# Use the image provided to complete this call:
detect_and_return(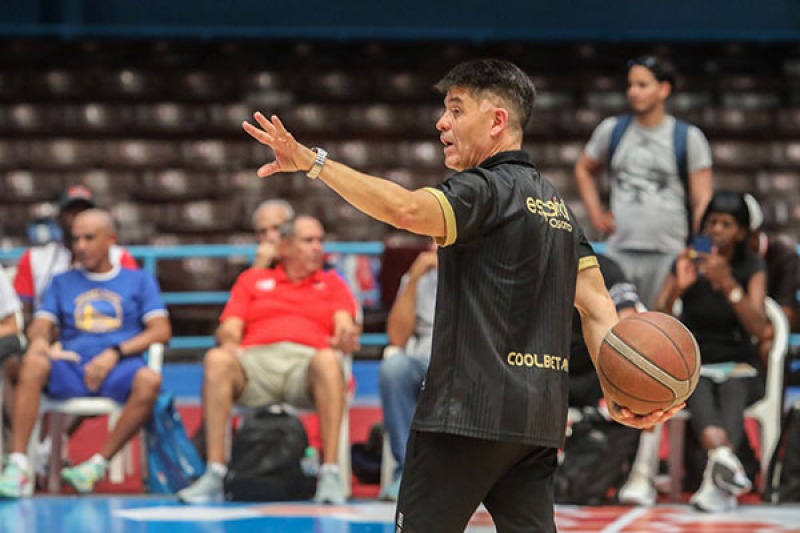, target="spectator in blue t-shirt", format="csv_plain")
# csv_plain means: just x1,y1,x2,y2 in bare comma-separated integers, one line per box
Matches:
0,209,171,498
